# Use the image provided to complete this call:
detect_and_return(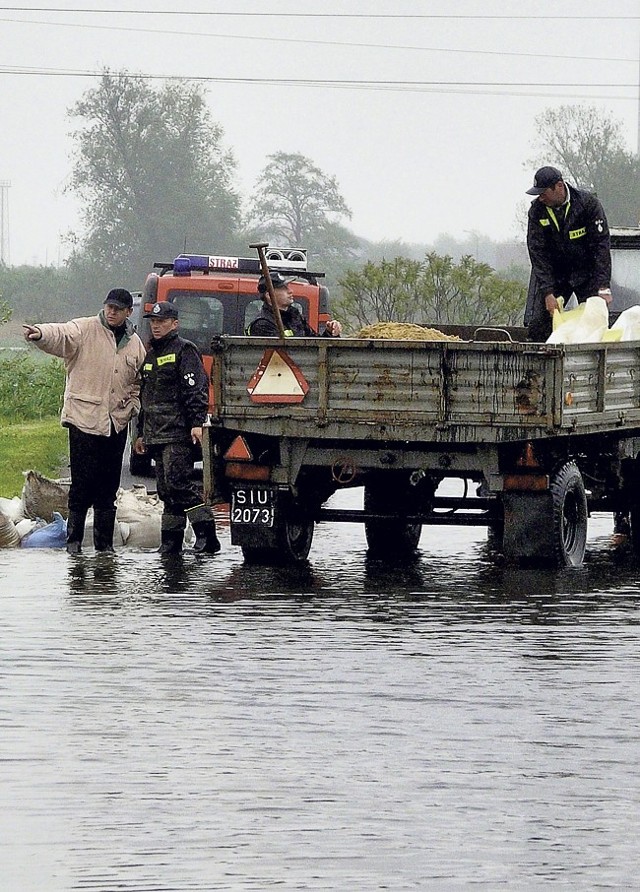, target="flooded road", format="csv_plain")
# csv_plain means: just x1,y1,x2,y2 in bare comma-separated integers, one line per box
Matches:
2,492,640,890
